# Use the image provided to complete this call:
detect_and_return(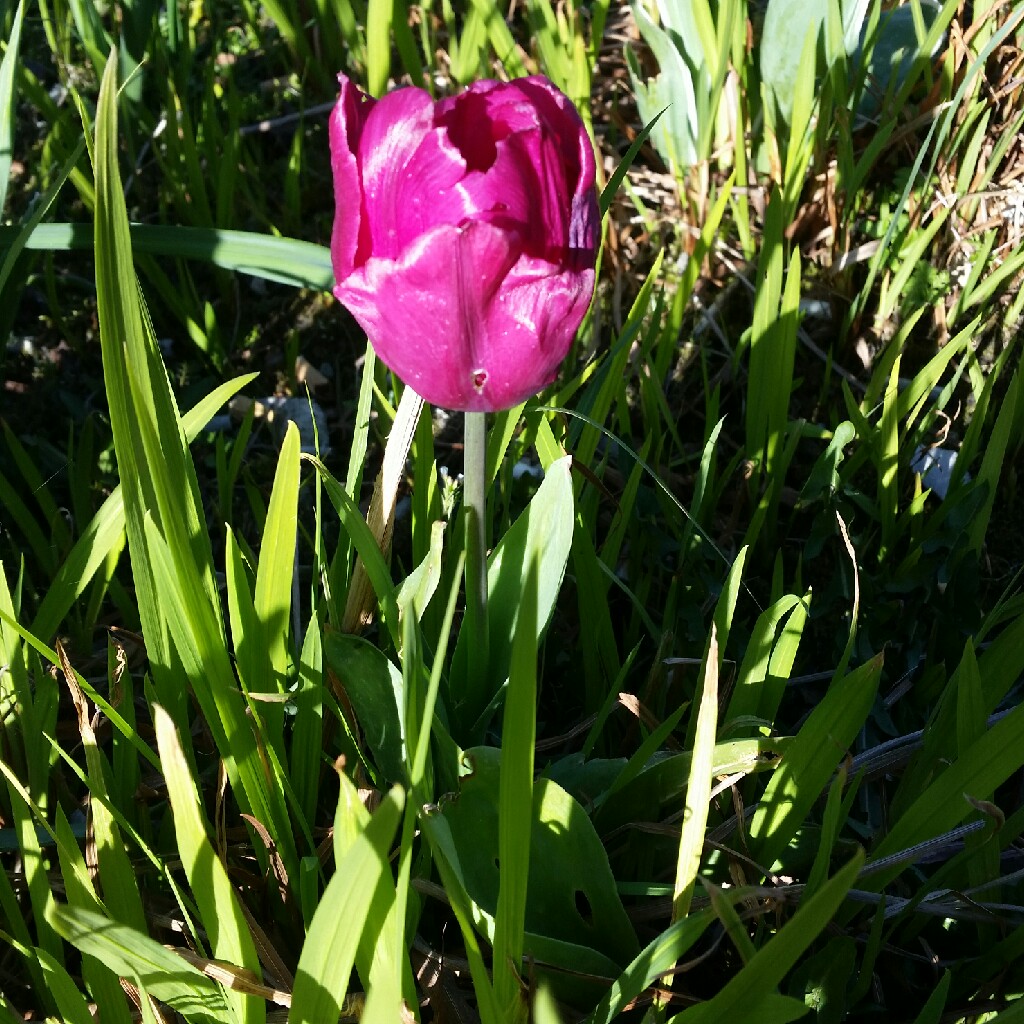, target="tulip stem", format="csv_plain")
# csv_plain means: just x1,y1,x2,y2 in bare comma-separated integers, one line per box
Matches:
463,410,490,689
